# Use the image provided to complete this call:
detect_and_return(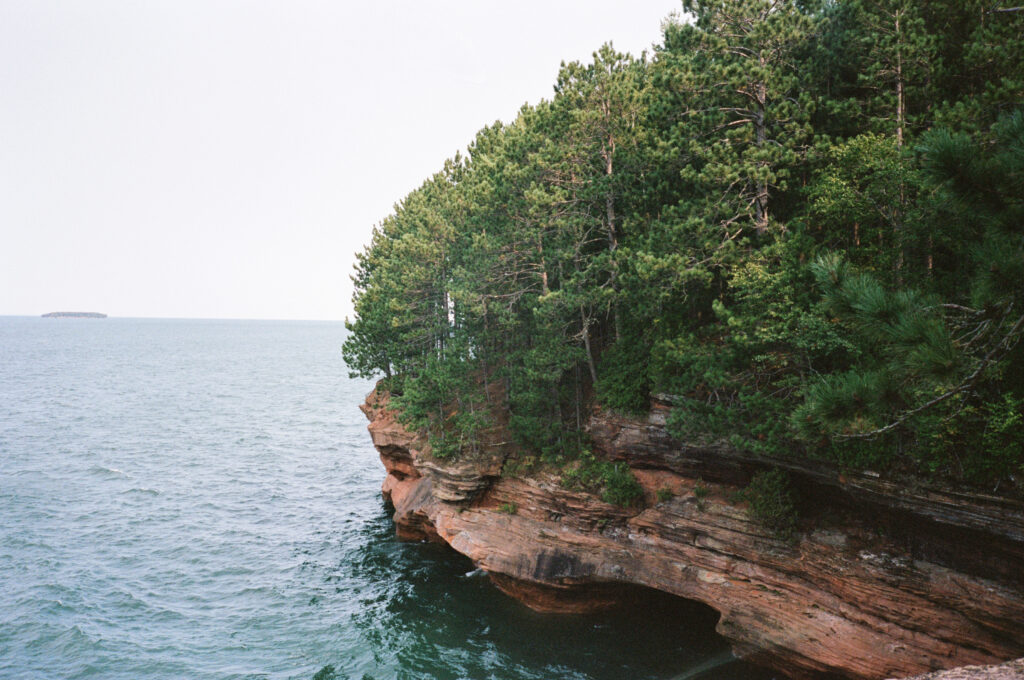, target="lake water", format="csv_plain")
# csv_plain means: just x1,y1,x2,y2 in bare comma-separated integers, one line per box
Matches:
0,317,775,680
